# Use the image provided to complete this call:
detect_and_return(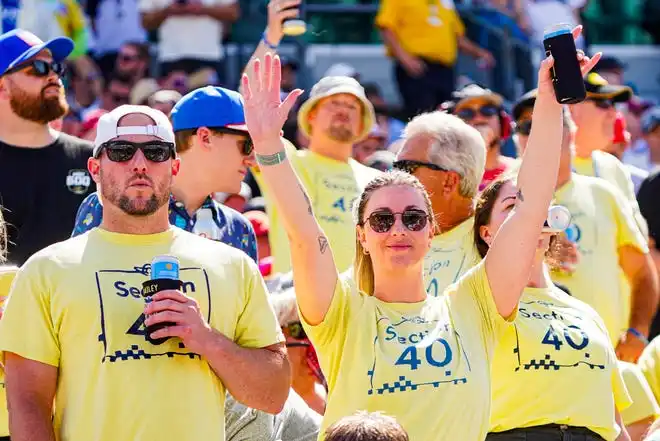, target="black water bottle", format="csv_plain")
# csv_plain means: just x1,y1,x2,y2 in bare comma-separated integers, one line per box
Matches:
543,24,586,104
